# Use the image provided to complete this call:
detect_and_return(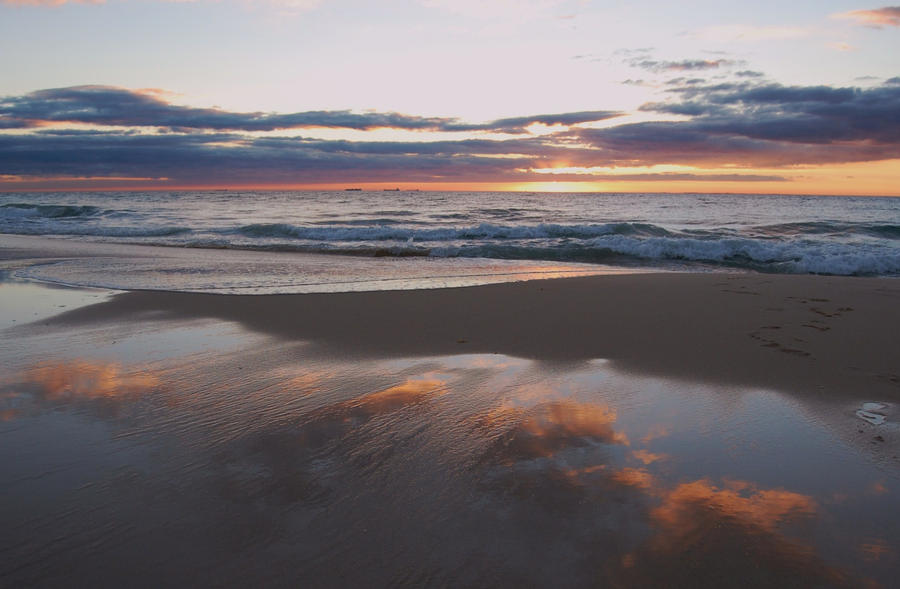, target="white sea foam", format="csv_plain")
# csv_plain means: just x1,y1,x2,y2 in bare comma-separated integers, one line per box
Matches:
2,191,899,277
